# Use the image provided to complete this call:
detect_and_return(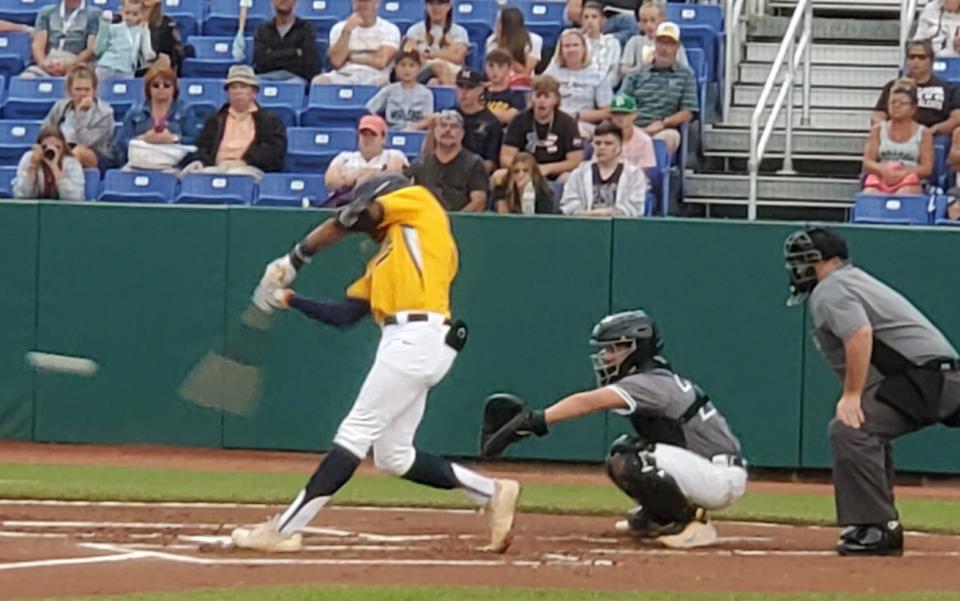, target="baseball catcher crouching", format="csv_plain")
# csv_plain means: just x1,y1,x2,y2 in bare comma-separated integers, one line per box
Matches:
481,310,748,548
